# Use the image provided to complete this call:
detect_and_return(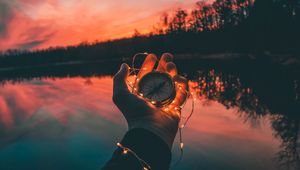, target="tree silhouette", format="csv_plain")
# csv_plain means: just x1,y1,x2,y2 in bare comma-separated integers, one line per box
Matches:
272,115,300,170
0,0,299,69
167,9,188,34
132,29,141,38
189,5,219,32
